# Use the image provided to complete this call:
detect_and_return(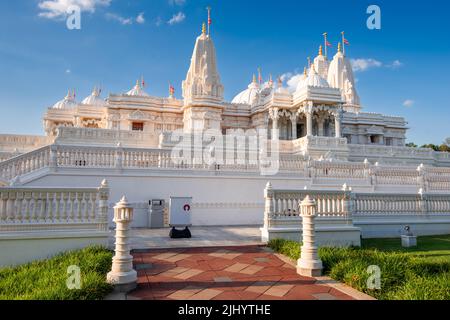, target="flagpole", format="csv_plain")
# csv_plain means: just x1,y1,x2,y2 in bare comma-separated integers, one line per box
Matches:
341,31,345,56
323,32,328,58
206,6,211,36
